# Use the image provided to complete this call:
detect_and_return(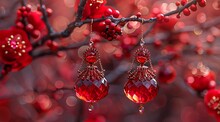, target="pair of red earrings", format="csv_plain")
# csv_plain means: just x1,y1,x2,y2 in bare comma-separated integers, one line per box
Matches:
74,21,158,113
74,41,159,113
